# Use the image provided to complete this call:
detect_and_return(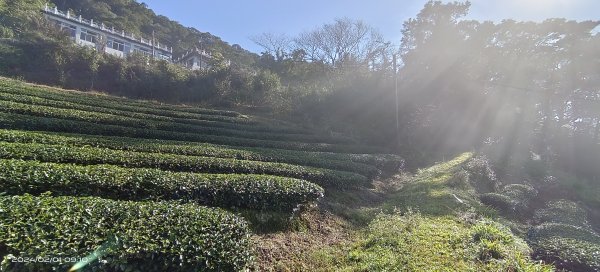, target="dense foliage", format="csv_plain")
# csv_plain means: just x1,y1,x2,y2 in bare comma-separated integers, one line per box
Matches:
529,200,600,271
0,111,384,154
0,75,399,270
0,141,369,187
0,159,323,211
0,194,253,271
0,98,350,144
480,184,538,216
0,129,382,177
0,72,406,270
